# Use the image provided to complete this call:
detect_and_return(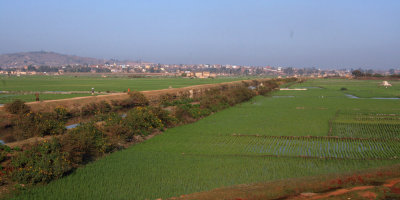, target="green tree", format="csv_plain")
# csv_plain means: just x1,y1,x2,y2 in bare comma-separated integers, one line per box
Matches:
352,70,363,77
